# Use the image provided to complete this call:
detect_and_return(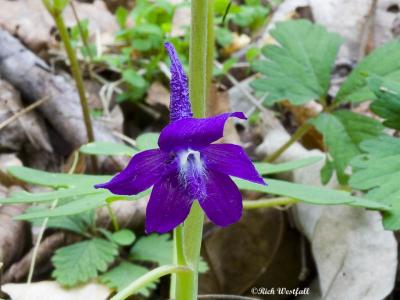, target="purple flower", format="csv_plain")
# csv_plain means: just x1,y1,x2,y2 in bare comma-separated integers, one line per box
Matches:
95,42,266,233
